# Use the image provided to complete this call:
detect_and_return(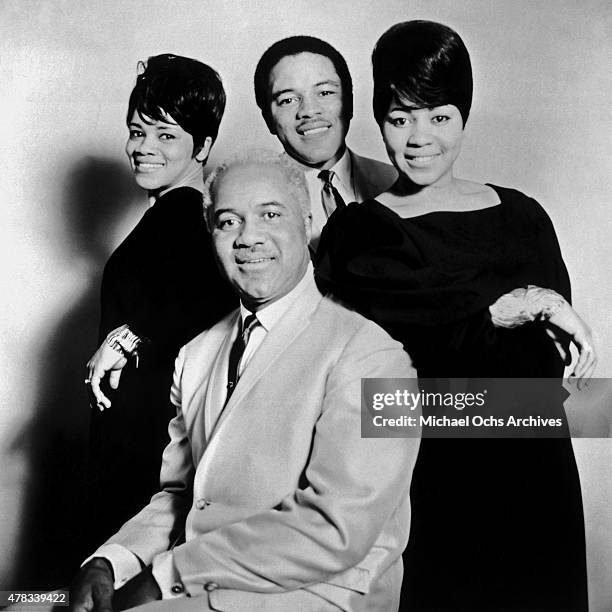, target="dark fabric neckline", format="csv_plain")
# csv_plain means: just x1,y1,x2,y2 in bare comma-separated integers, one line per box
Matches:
153,185,202,205
368,183,504,221
145,186,203,219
